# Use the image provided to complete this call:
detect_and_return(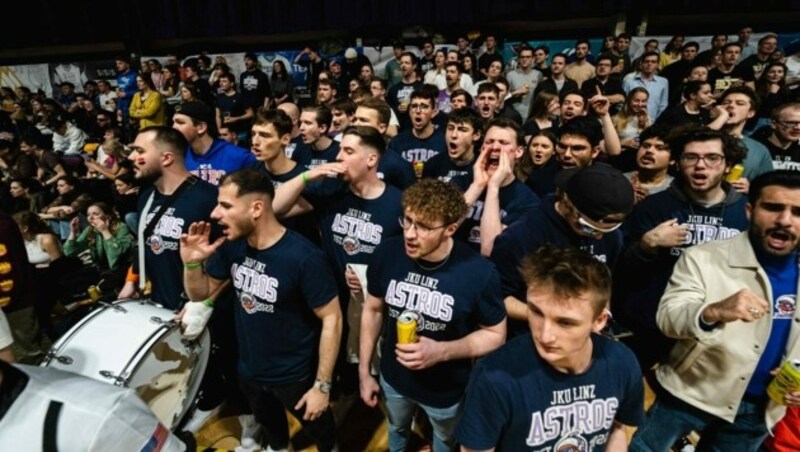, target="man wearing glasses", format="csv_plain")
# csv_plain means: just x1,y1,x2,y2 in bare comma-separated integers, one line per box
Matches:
359,178,506,452
490,163,634,337
753,102,800,170
507,45,544,119
614,126,750,372
386,85,446,173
